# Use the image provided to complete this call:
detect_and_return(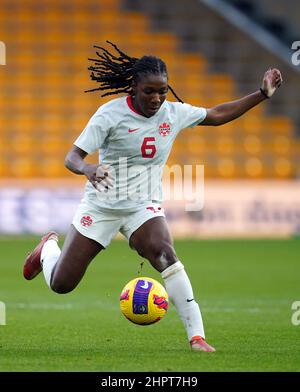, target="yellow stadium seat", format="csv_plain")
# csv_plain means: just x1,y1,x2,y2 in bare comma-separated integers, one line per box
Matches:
217,157,238,178
40,116,66,135
265,117,294,136
272,135,292,155
244,157,263,178
0,159,8,177
152,32,178,52
215,136,236,155
201,156,219,179
99,0,121,11
94,10,121,25
10,135,38,156
185,135,205,155
243,135,263,155
0,0,297,180
208,74,235,96
272,157,294,178
208,121,238,137
40,157,69,178
0,136,7,156
10,117,41,135
180,53,207,72
39,137,69,157
11,157,40,178
180,73,203,86
123,33,153,53
292,140,300,158
71,0,120,12
241,119,265,135
120,12,149,32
